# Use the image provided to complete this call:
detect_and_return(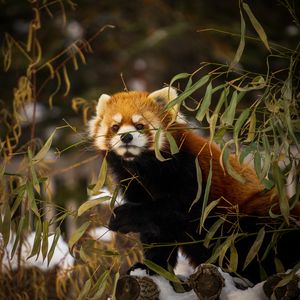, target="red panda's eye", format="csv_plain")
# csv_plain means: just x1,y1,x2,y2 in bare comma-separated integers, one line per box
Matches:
135,124,144,131
111,124,120,132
